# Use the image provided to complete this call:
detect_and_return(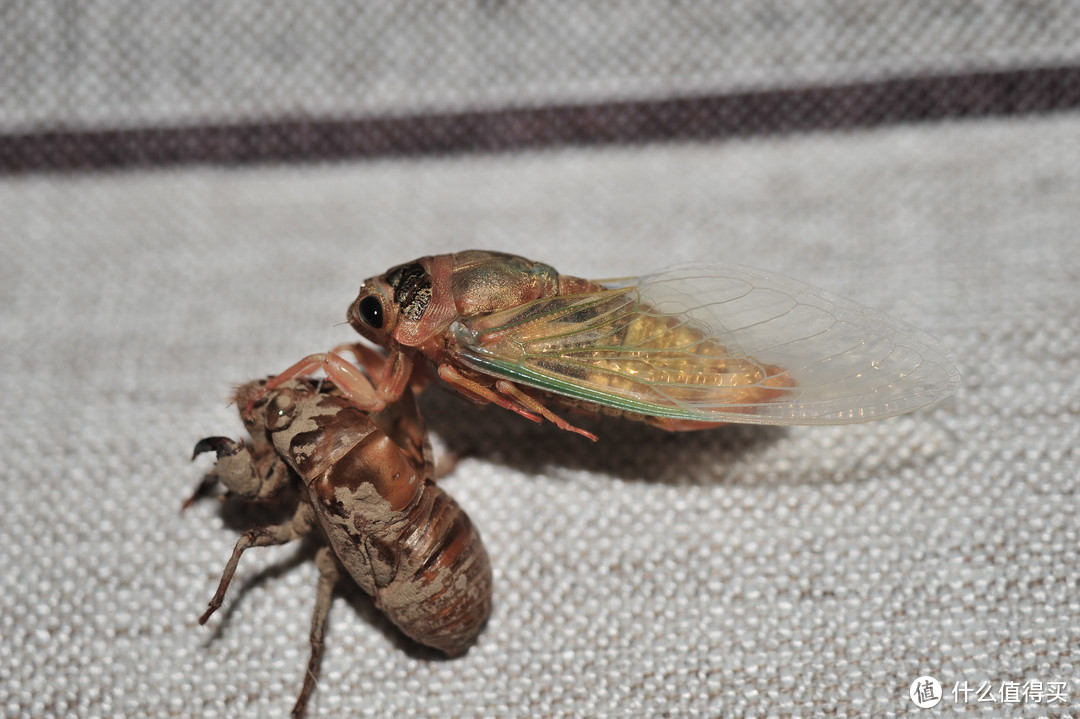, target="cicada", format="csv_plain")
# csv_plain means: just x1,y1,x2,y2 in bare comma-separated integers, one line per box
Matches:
189,377,492,718
263,250,960,441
